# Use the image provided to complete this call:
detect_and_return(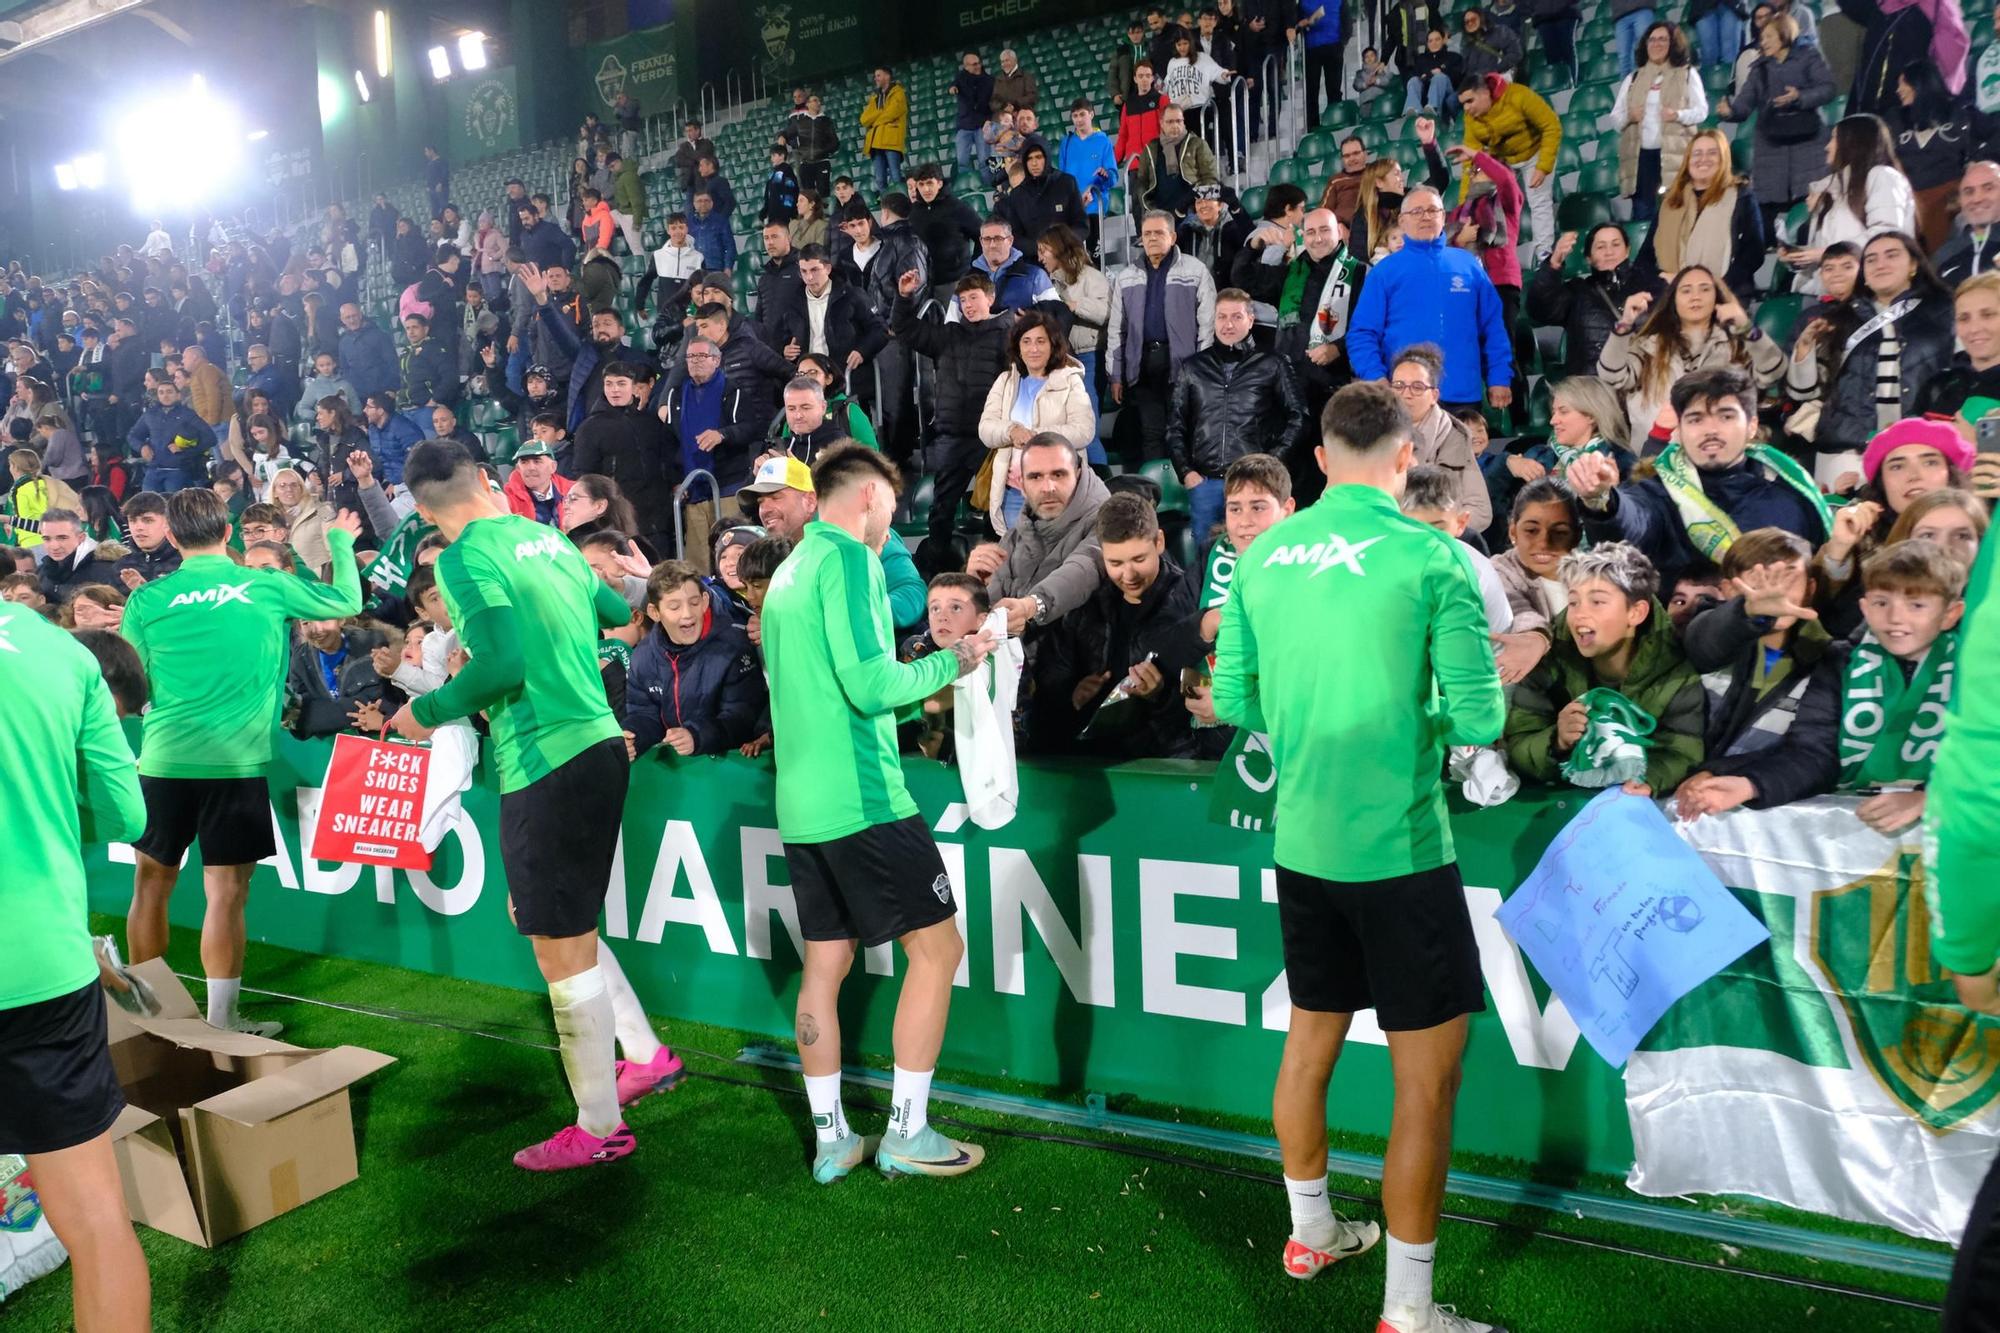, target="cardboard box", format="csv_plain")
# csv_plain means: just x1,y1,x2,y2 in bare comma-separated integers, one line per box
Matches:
103,960,395,1247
